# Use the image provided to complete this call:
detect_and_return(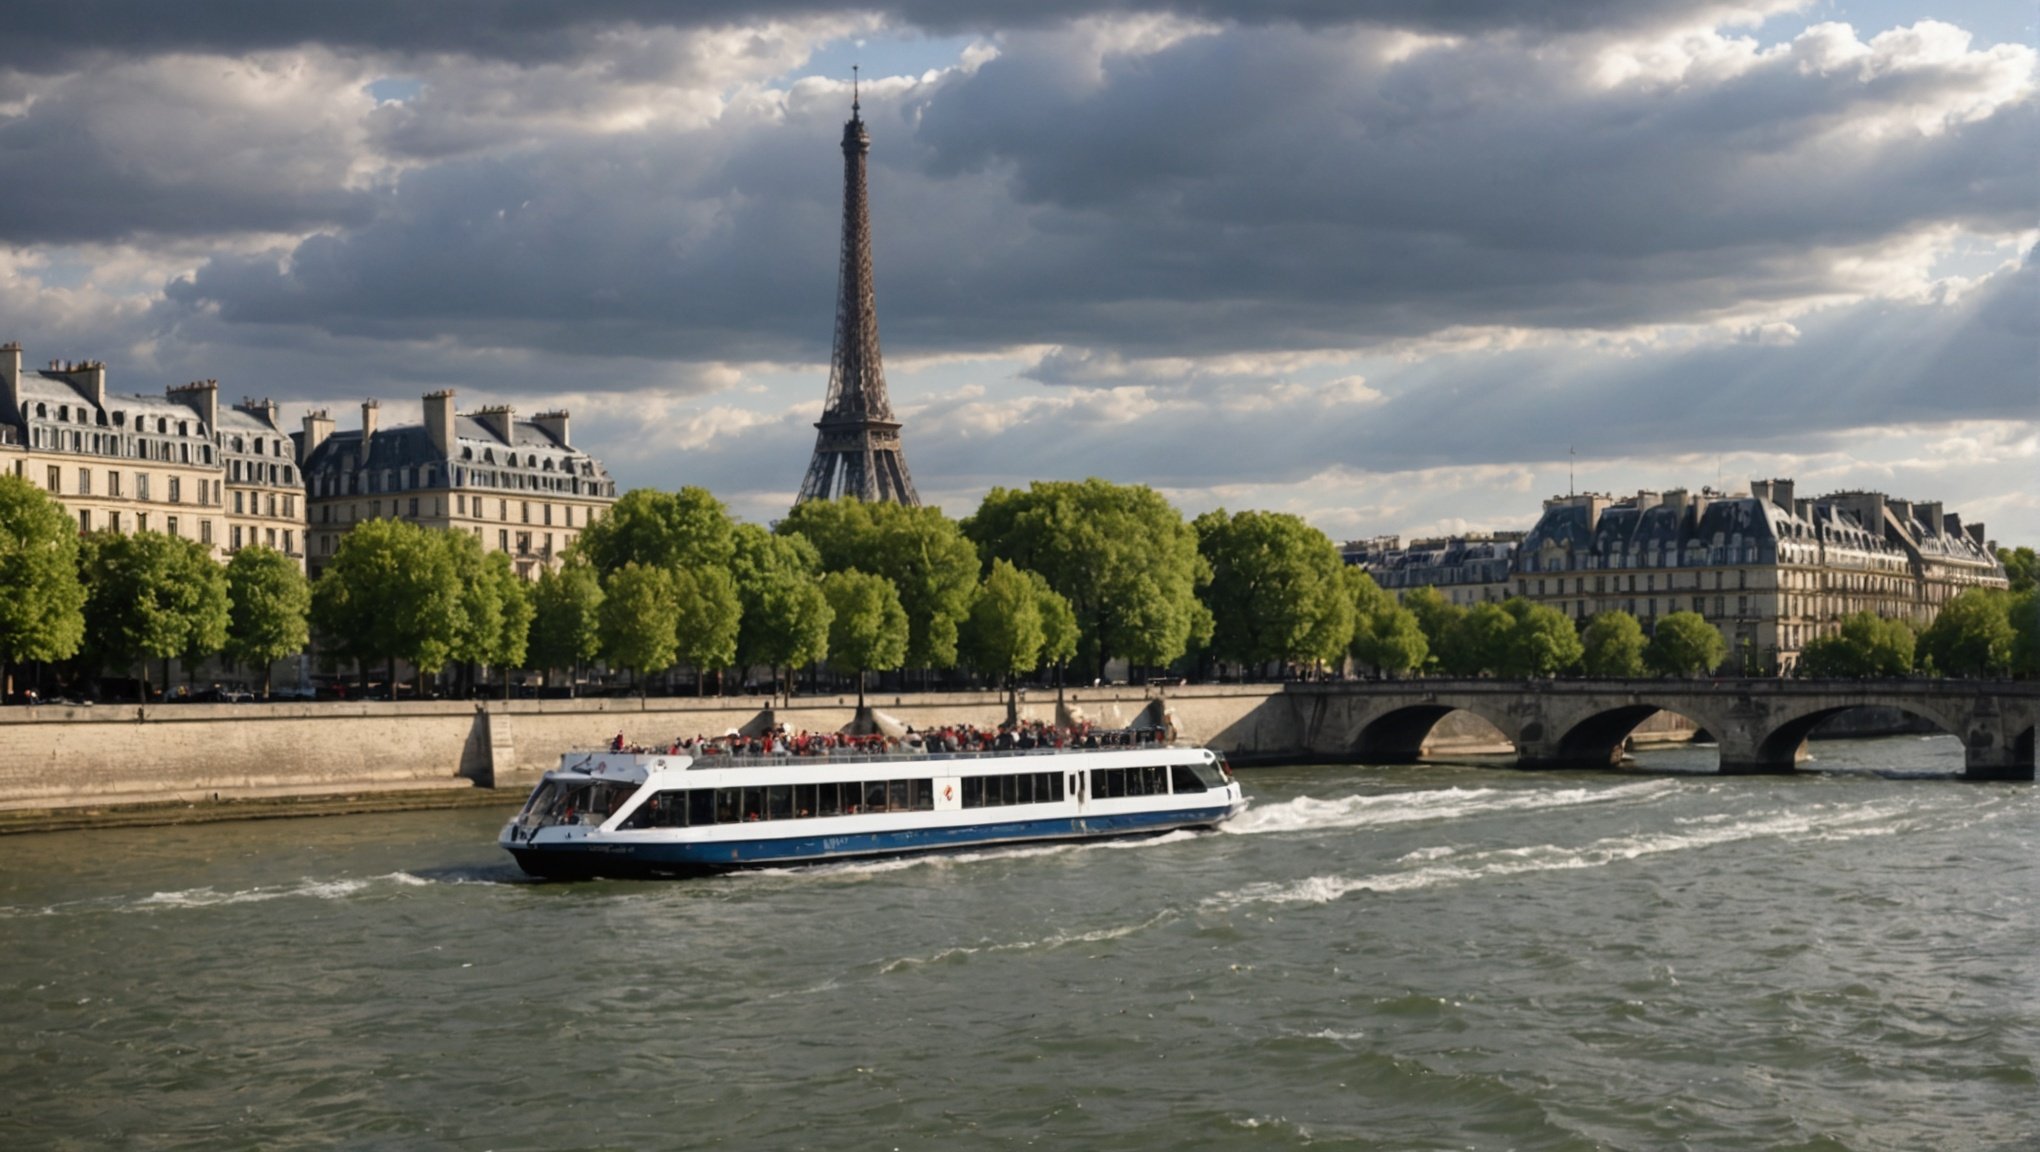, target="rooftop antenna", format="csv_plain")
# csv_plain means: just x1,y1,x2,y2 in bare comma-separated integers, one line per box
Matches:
1568,445,1575,497
852,64,860,115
